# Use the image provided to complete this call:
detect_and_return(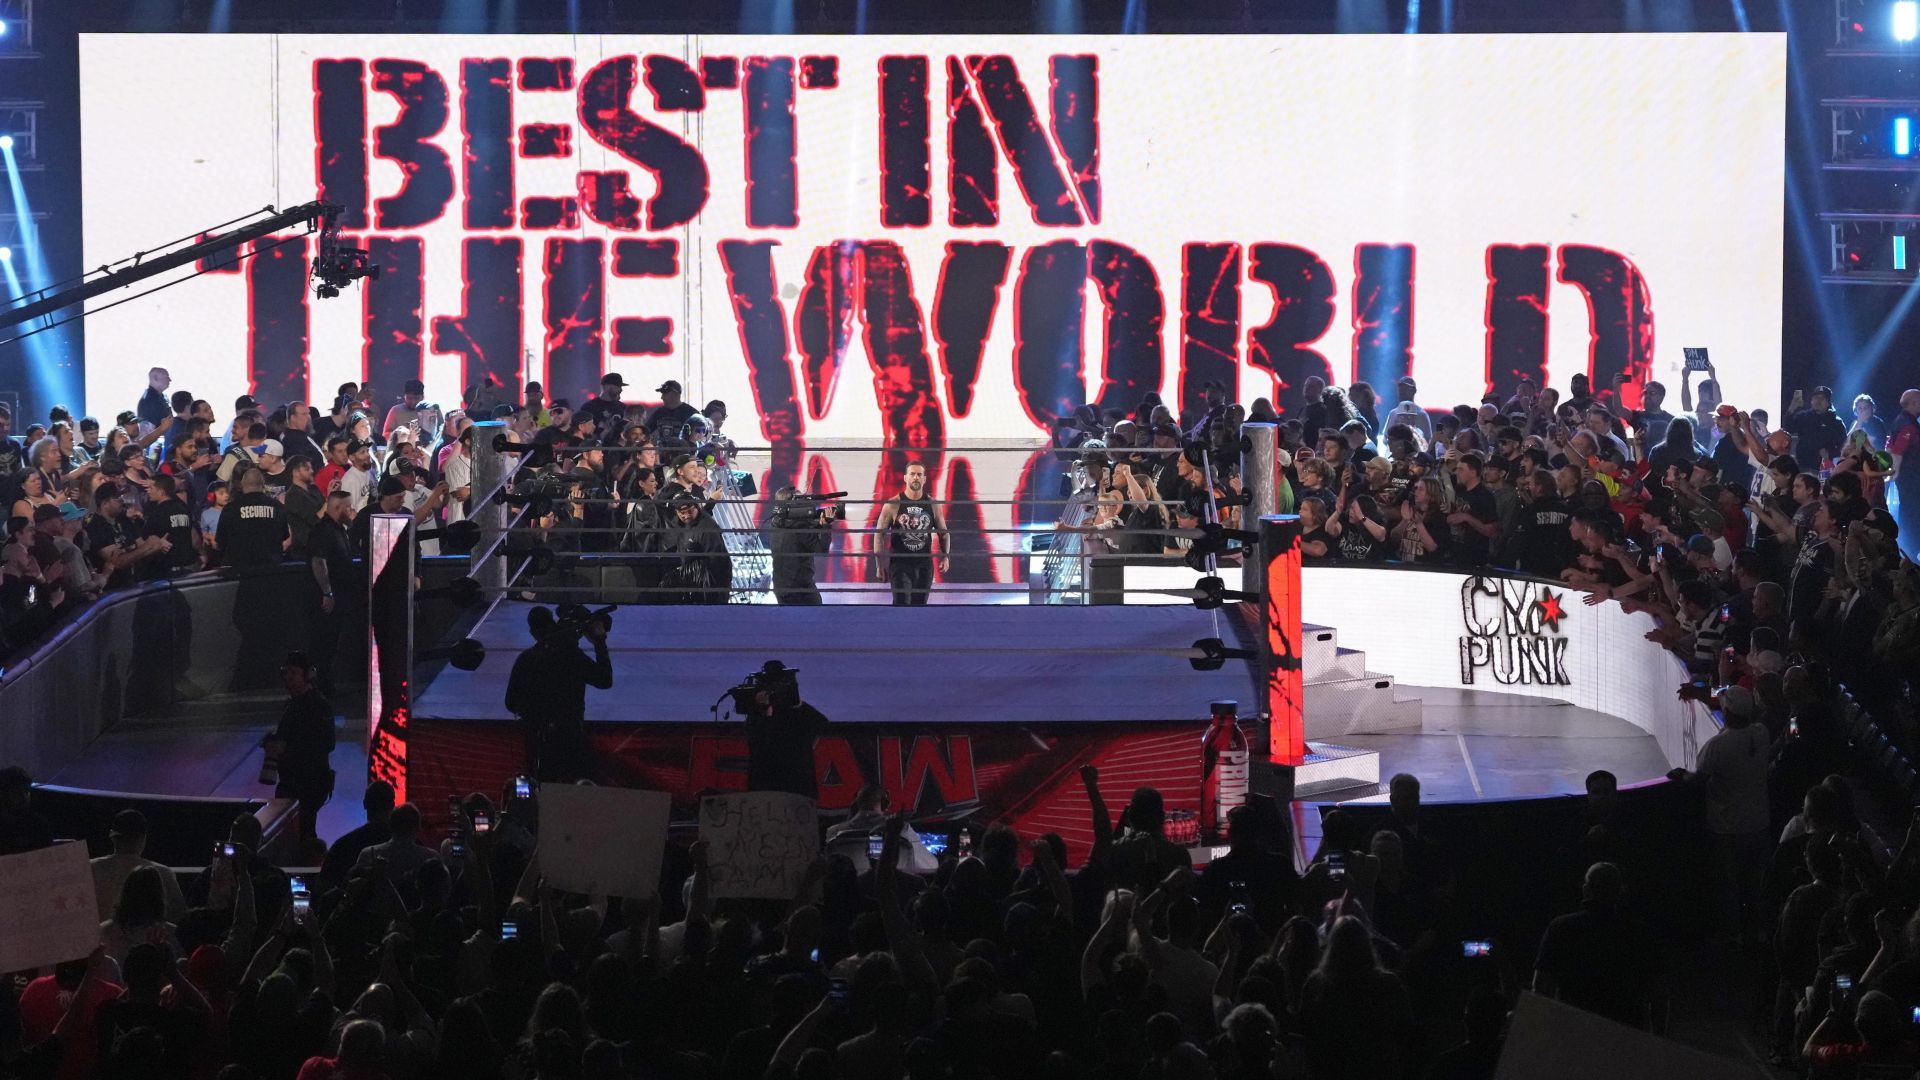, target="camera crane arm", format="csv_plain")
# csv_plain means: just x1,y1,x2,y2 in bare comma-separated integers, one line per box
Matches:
0,201,350,336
